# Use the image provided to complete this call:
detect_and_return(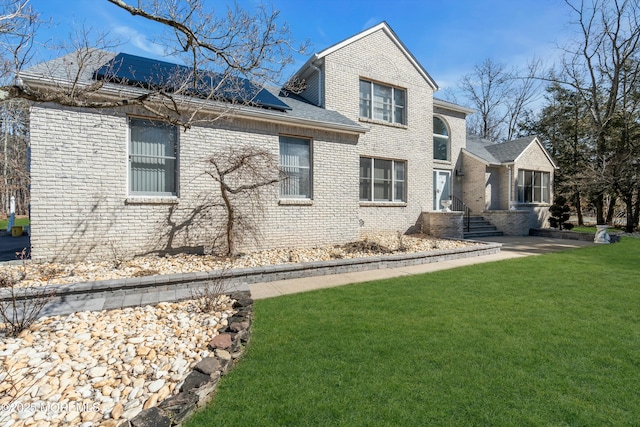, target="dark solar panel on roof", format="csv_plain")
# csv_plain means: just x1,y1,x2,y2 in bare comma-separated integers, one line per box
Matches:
93,53,291,111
